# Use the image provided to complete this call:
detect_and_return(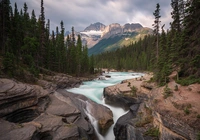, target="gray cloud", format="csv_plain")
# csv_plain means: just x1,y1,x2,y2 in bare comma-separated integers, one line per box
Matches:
10,0,172,32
